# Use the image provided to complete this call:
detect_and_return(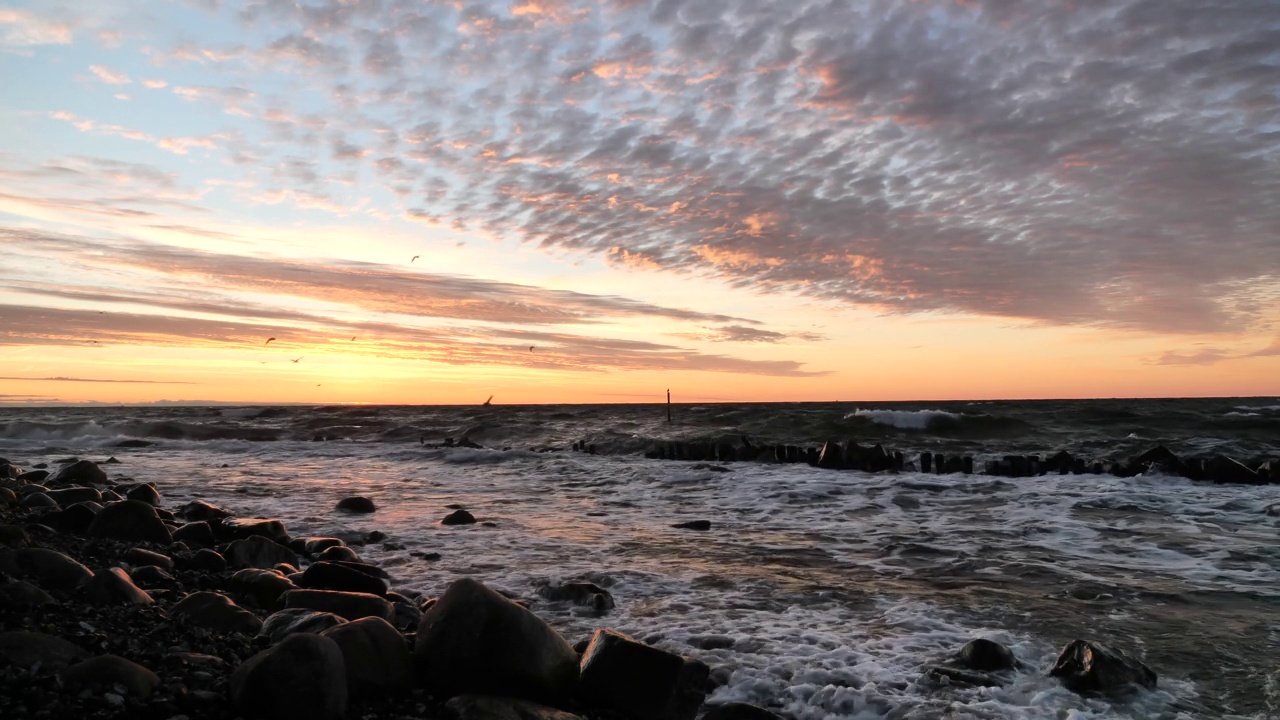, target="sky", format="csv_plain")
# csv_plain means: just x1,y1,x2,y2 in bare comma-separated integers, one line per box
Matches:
1,0,1278,405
